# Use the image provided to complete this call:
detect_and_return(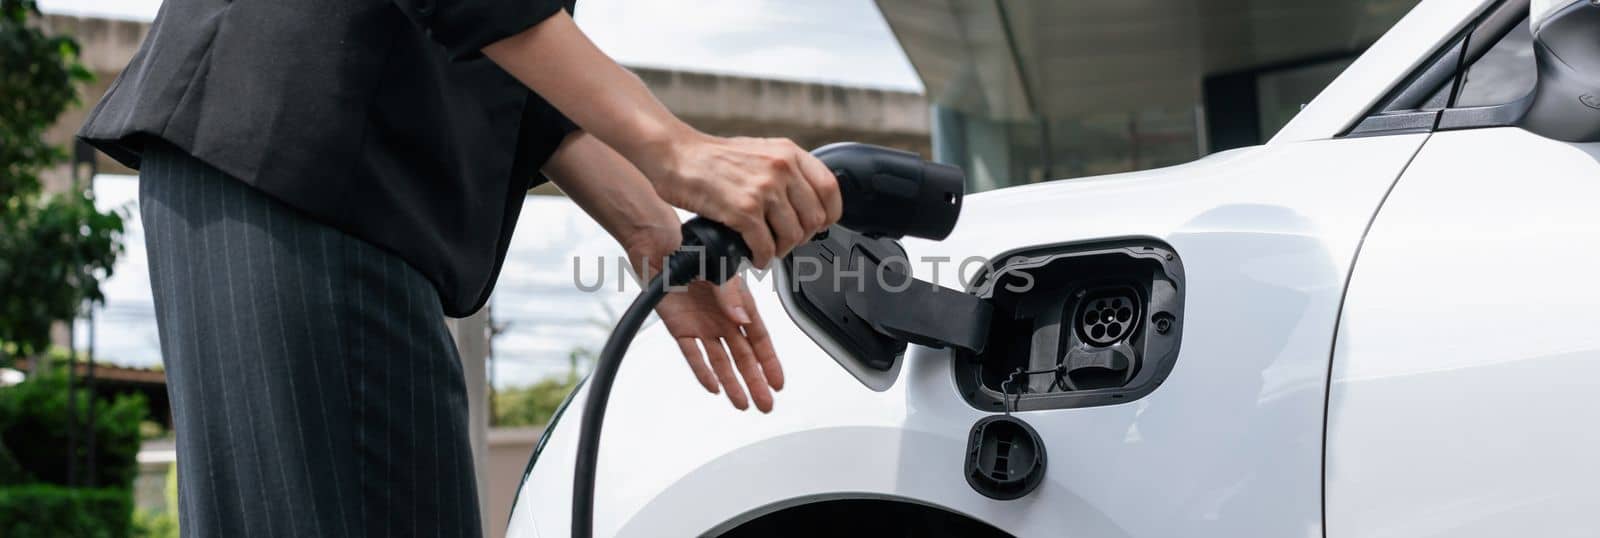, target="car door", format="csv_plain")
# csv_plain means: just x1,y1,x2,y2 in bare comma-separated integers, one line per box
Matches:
1326,4,1600,536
